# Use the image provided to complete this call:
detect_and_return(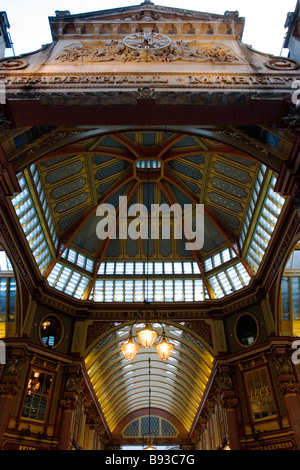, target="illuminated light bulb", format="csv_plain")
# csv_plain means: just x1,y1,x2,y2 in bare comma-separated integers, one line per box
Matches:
155,336,174,361
42,320,51,330
137,323,157,348
121,337,140,361
144,440,156,450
